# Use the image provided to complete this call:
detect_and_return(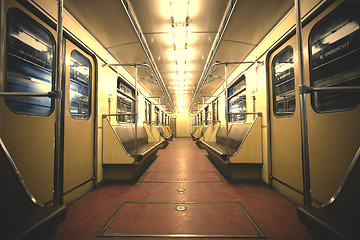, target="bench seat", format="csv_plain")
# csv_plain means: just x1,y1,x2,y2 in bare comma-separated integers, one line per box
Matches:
203,141,237,160
203,124,250,157
203,123,262,181
114,125,161,162
127,141,160,161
